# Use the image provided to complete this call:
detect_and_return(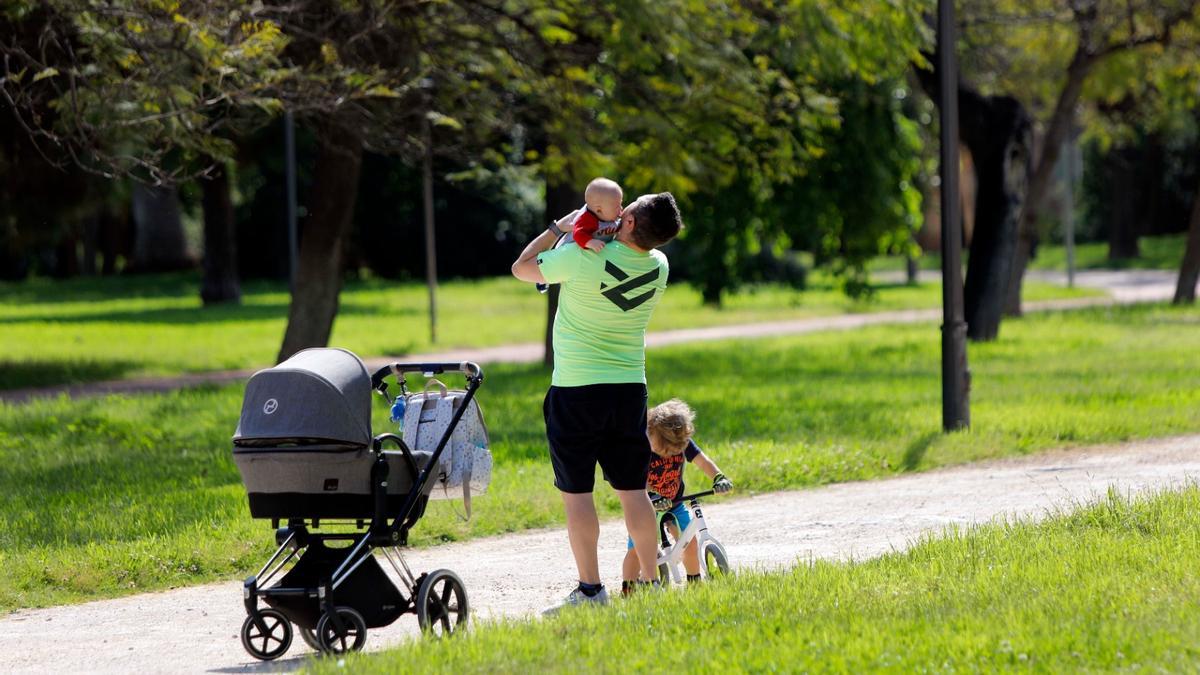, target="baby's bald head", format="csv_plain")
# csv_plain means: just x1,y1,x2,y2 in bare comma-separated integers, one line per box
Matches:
584,177,623,222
